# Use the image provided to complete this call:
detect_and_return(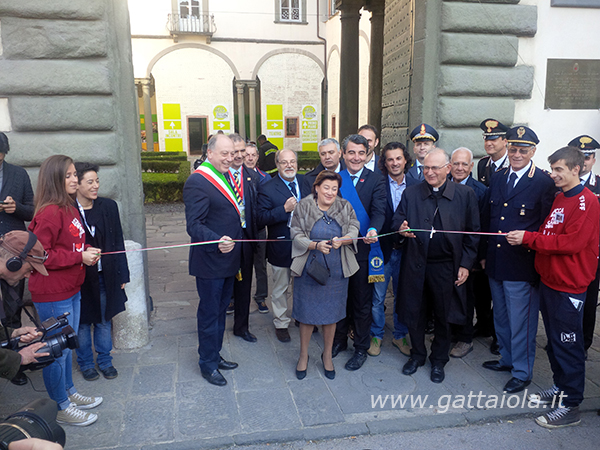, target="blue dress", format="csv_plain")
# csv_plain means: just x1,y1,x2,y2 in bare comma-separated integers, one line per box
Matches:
292,211,348,325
